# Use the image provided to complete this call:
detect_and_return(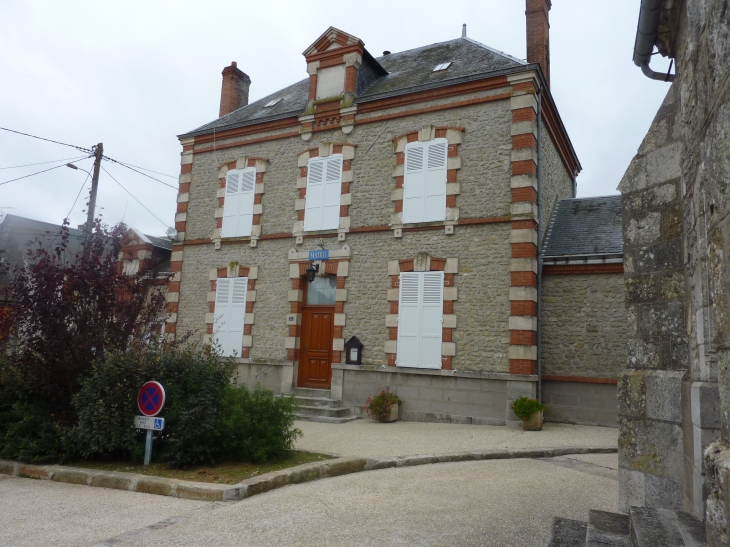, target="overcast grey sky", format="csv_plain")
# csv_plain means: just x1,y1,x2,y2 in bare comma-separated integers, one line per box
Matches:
0,0,672,237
